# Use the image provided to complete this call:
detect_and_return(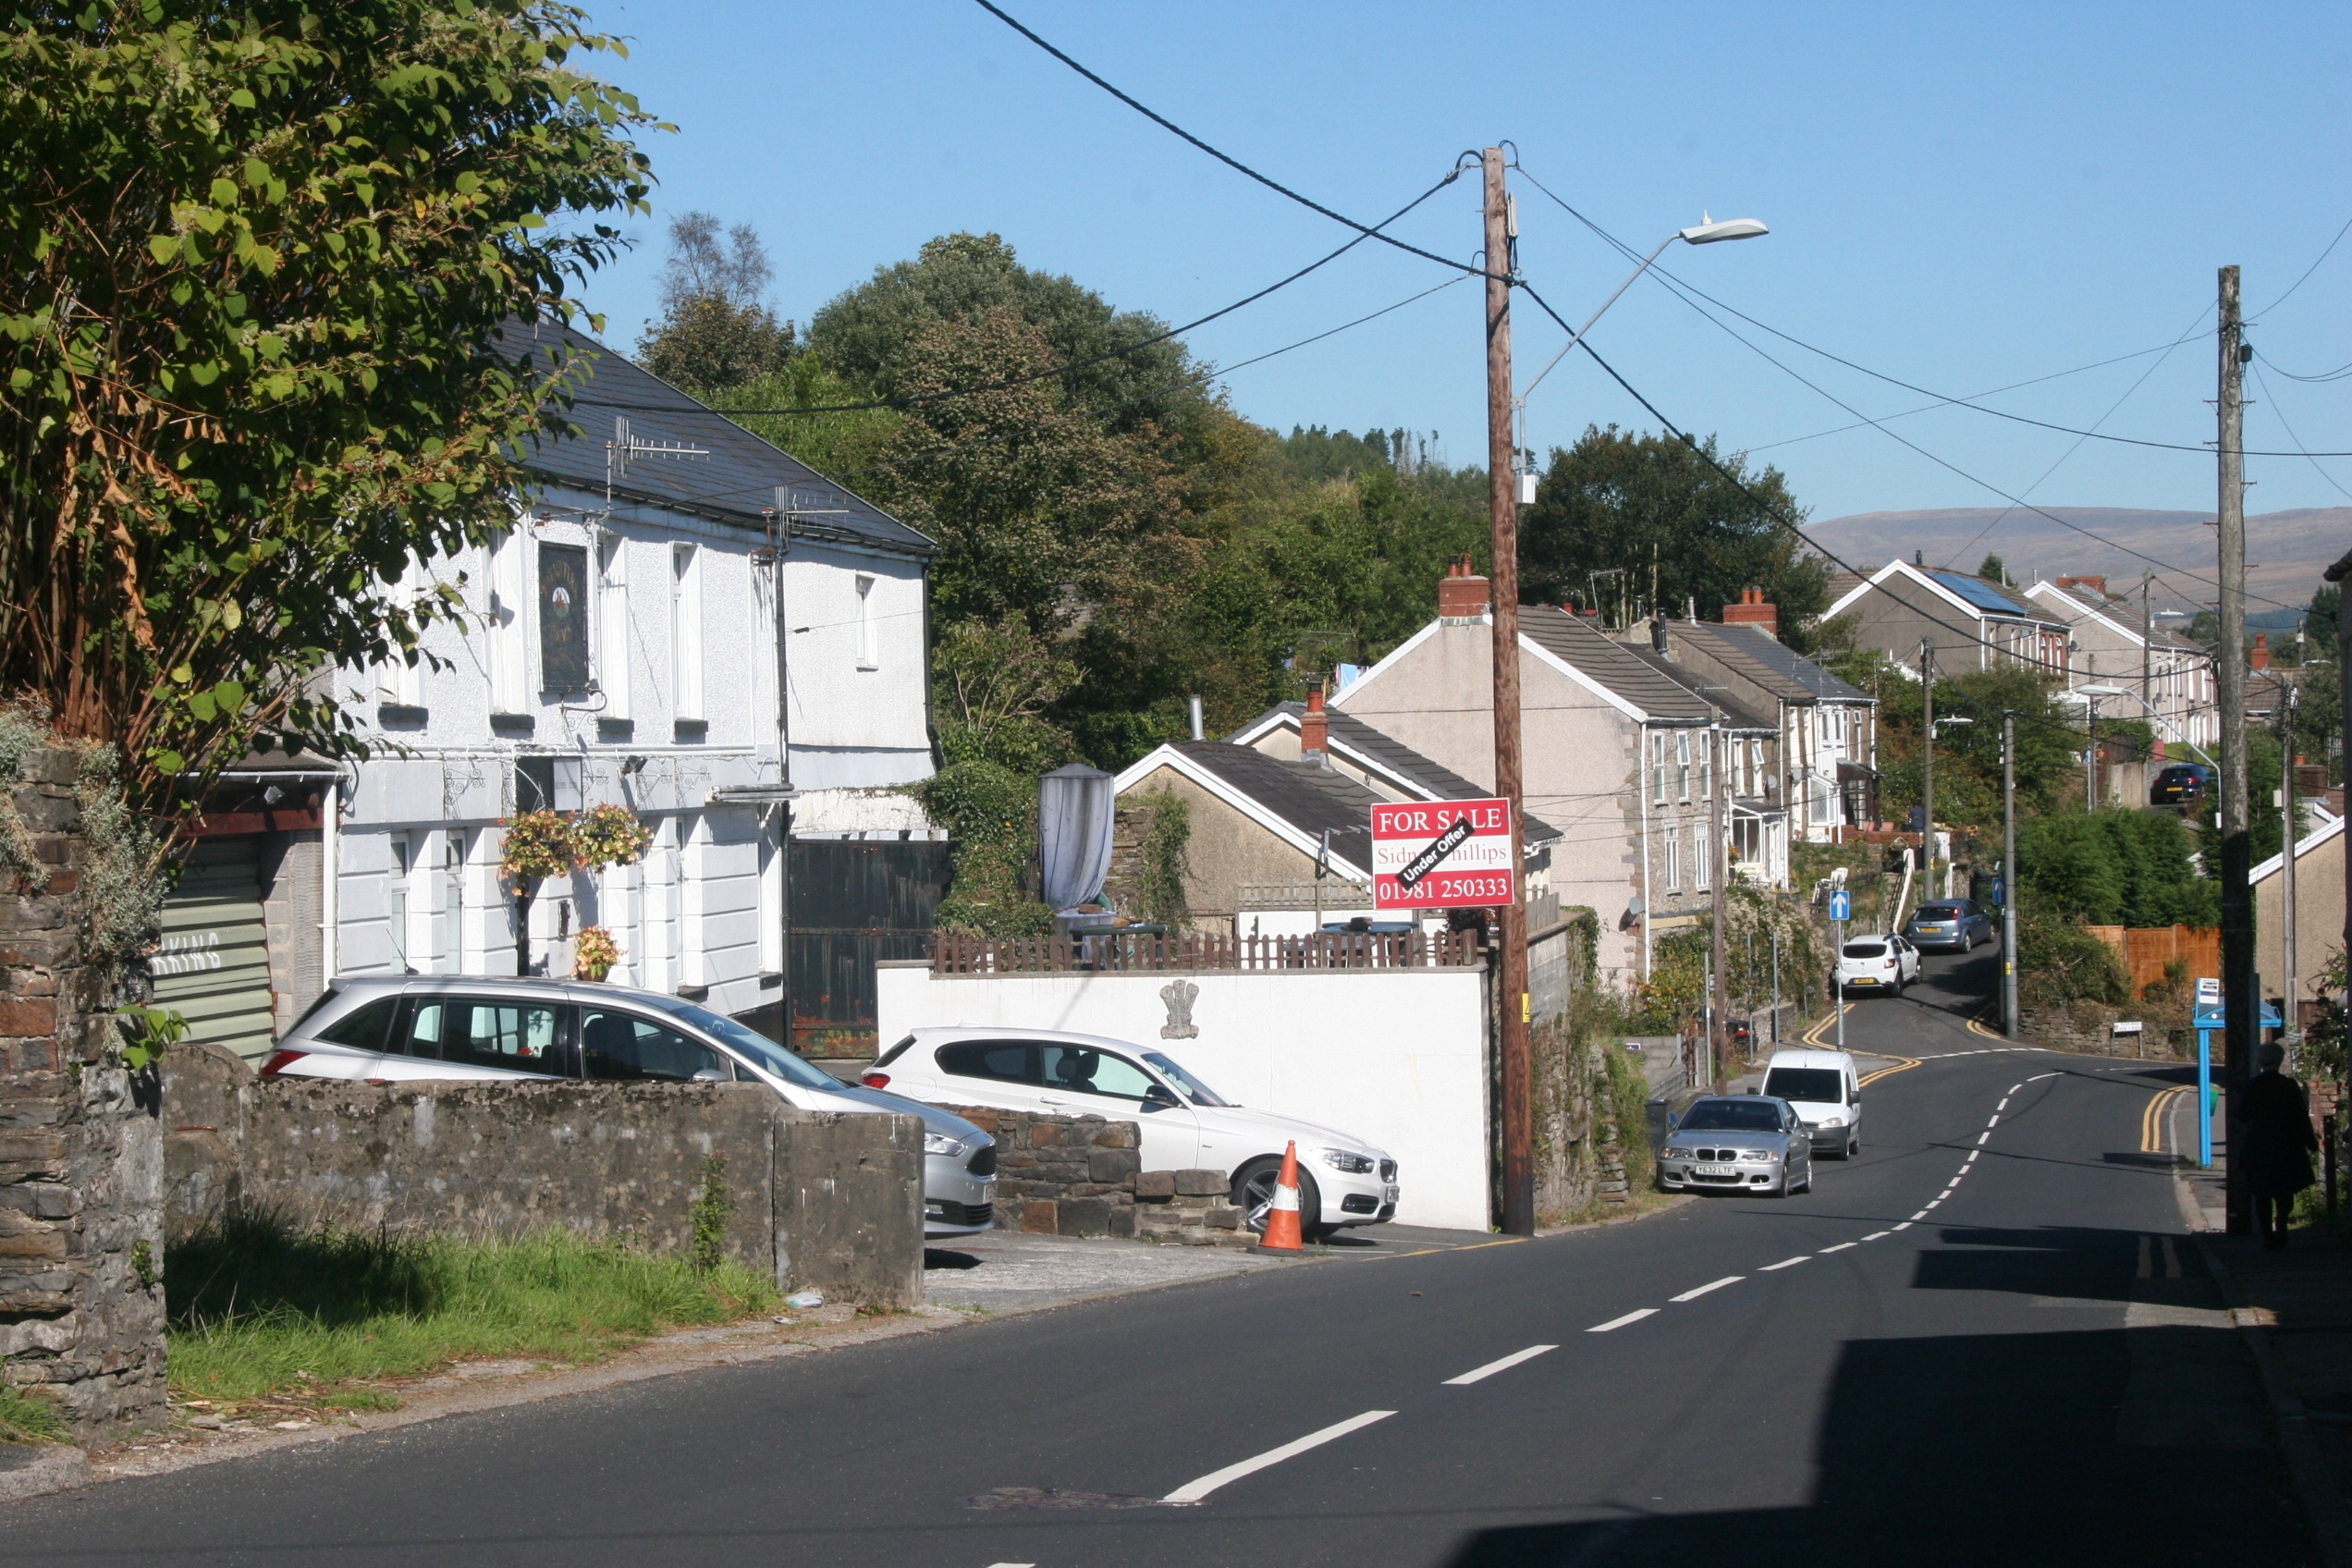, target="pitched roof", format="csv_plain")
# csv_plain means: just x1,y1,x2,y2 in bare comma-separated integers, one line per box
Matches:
1158,741,1381,874
1614,646,1779,731
1672,620,1872,704
1231,703,1562,845
2026,580,2204,651
492,320,933,557
1924,569,2031,616
1518,605,1714,721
